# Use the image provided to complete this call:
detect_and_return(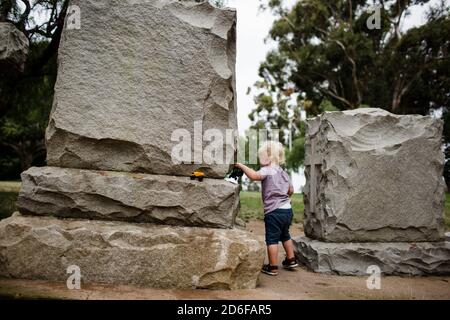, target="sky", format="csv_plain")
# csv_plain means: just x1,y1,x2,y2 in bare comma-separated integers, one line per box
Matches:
225,0,445,191
227,0,444,136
